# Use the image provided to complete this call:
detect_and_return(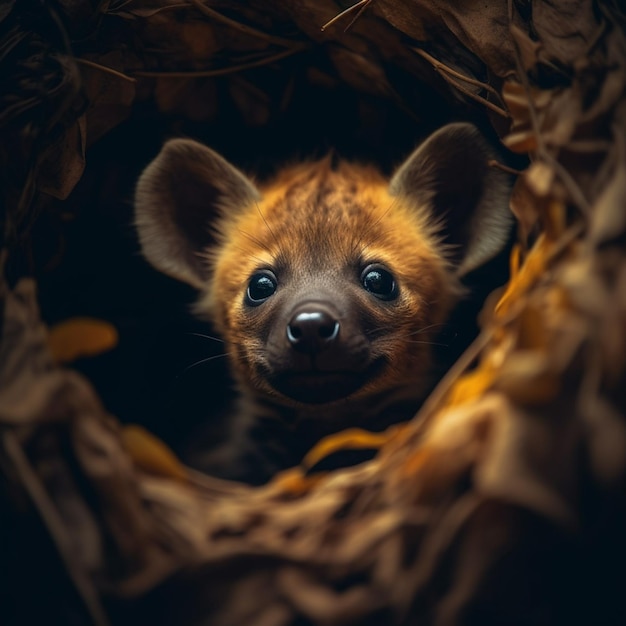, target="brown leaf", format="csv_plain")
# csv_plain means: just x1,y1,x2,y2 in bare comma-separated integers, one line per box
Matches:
531,0,599,66
588,138,626,245
524,161,555,198
510,176,540,247
502,130,538,153
510,24,542,72
37,116,86,200
80,51,137,145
